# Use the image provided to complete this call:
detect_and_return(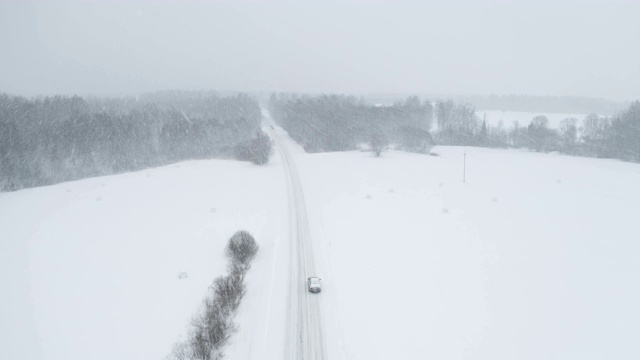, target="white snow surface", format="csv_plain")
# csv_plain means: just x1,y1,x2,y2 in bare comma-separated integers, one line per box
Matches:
287,147,640,359
3,127,640,359
0,159,287,360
